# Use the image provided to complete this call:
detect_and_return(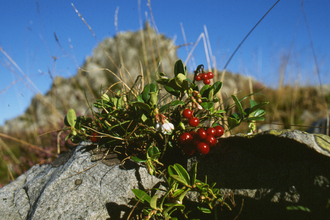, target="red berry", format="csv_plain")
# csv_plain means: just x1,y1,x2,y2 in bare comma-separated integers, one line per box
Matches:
90,132,98,143
182,109,192,119
189,117,199,127
179,132,193,144
205,135,217,147
207,72,214,79
201,73,208,80
197,142,210,154
214,126,224,137
197,128,207,139
203,79,210,85
206,127,216,136
195,74,202,81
